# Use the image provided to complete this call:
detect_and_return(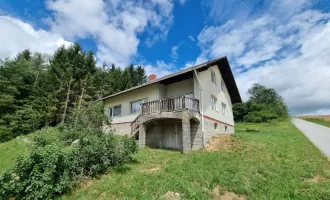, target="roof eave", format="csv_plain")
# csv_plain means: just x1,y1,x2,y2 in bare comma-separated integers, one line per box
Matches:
96,56,242,104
